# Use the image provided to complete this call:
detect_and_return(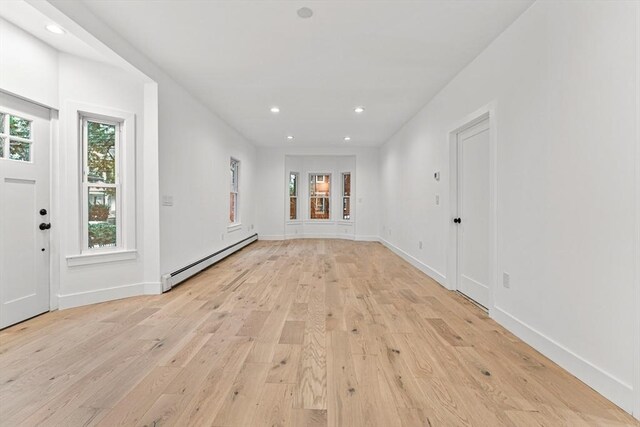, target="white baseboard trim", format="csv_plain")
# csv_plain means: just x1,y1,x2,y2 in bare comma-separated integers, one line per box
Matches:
378,237,447,286
492,306,634,414
258,235,285,241
58,282,161,310
355,235,380,242
260,234,360,241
